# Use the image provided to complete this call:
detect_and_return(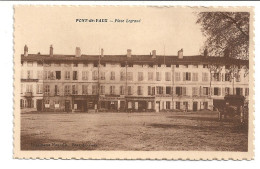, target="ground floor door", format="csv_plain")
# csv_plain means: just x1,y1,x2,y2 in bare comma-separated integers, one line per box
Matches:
65,100,70,112
203,102,208,109
155,101,160,112
193,102,198,111
36,99,43,111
